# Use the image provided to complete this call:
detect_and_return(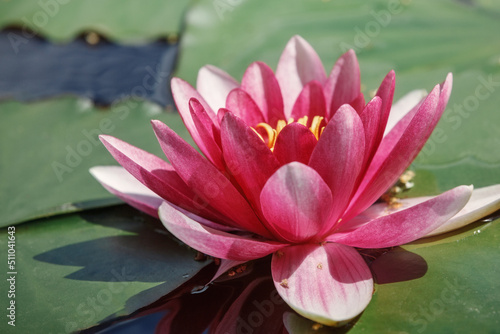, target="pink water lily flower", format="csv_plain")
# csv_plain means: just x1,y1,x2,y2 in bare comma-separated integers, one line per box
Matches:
91,36,500,325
